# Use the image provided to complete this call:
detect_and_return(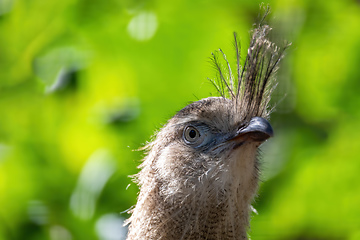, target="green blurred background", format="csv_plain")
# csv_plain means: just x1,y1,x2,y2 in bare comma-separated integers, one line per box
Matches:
1,0,360,239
